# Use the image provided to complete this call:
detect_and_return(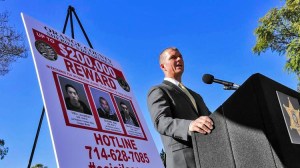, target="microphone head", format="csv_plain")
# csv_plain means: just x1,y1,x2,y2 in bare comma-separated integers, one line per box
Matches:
202,74,214,84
